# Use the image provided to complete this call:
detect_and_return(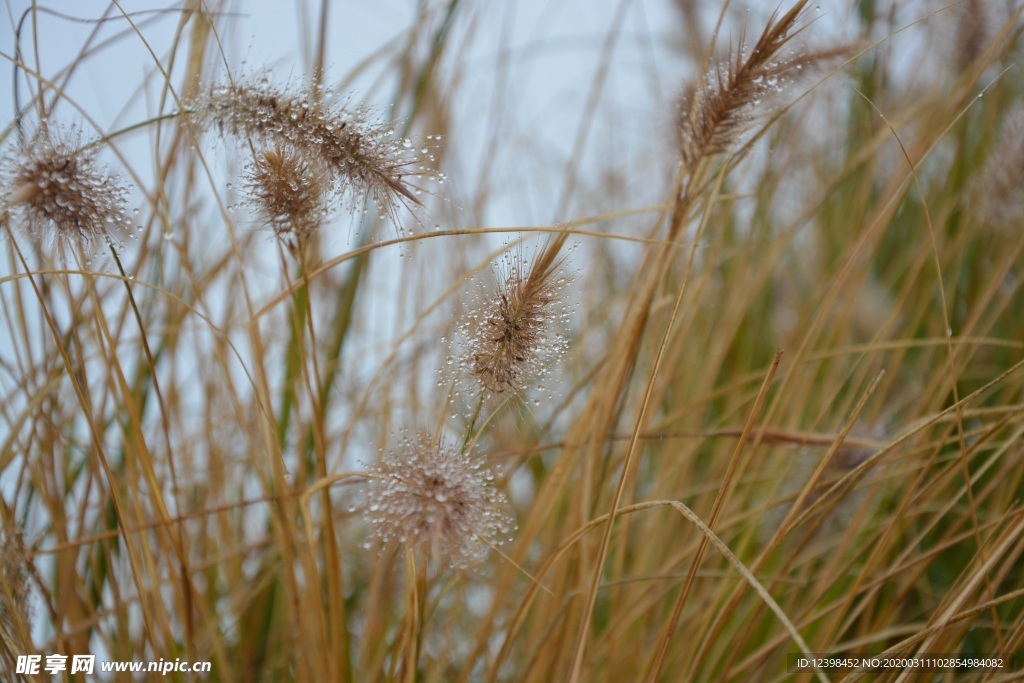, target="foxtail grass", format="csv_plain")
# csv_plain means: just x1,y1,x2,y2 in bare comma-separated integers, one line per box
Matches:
2,3,1023,683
